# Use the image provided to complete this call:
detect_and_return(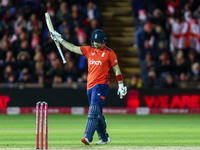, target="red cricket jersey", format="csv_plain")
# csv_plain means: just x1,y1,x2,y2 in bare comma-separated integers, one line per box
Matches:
80,44,118,90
